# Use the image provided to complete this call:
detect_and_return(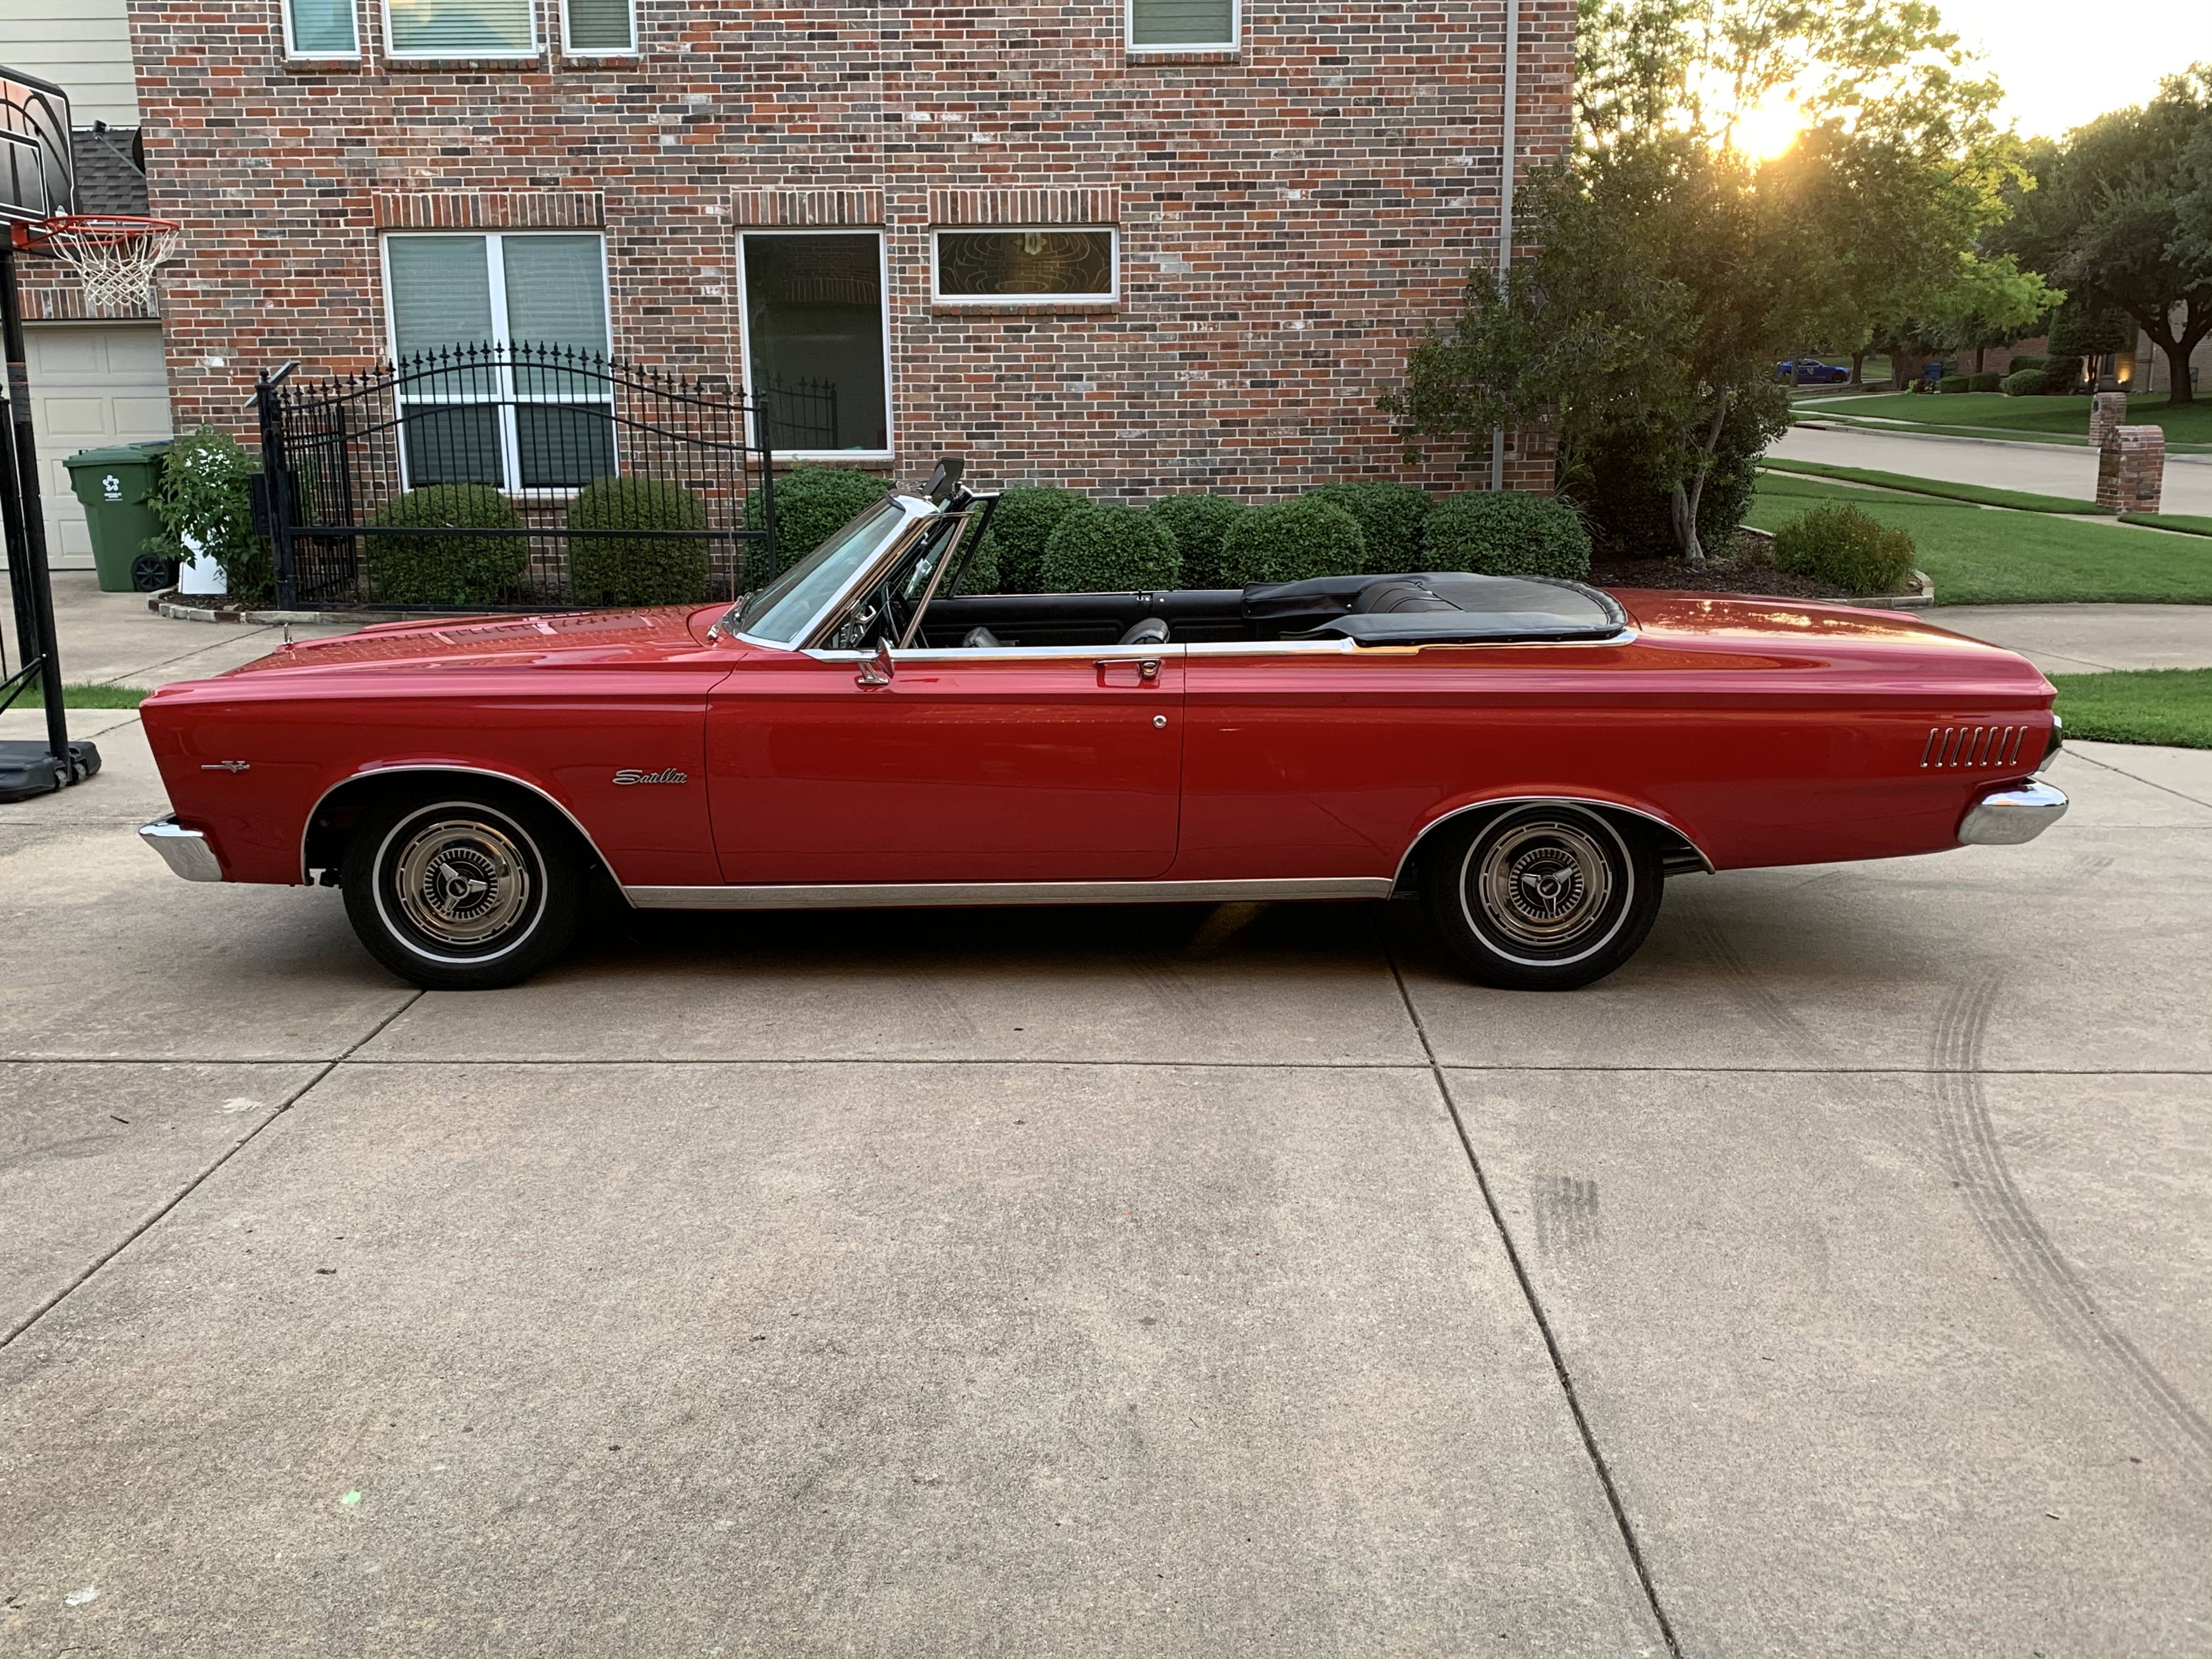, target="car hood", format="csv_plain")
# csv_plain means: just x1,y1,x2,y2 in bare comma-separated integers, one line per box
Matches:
221,605,725,675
